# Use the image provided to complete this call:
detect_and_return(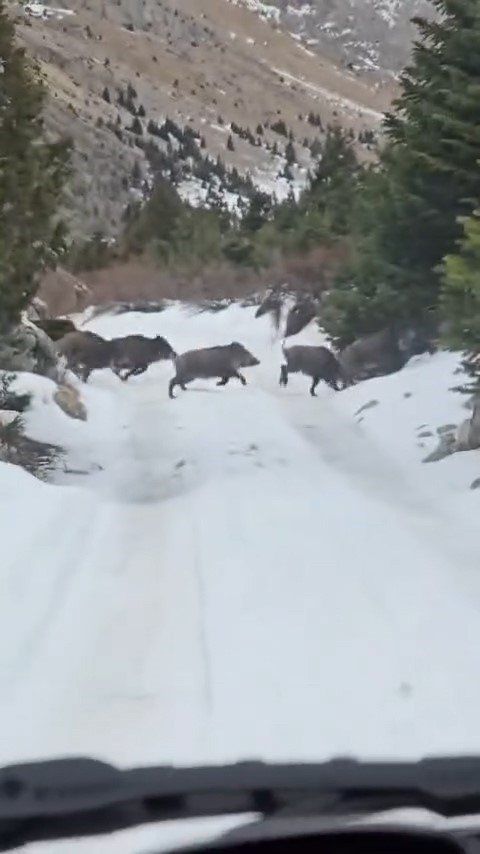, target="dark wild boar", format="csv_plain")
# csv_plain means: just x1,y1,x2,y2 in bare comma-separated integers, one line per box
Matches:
112,334,175,380
339,327,403,383
35,318,77,341
255,287,283,330
169,342,260,399
279,343,348,396
284,296,317,338
57,330,175,382
56,330,114,382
